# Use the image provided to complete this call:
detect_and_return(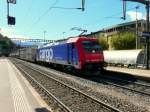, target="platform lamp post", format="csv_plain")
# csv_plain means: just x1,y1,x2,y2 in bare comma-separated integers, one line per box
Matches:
43,31,46,42
123,0,150,70
62,32,66,39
